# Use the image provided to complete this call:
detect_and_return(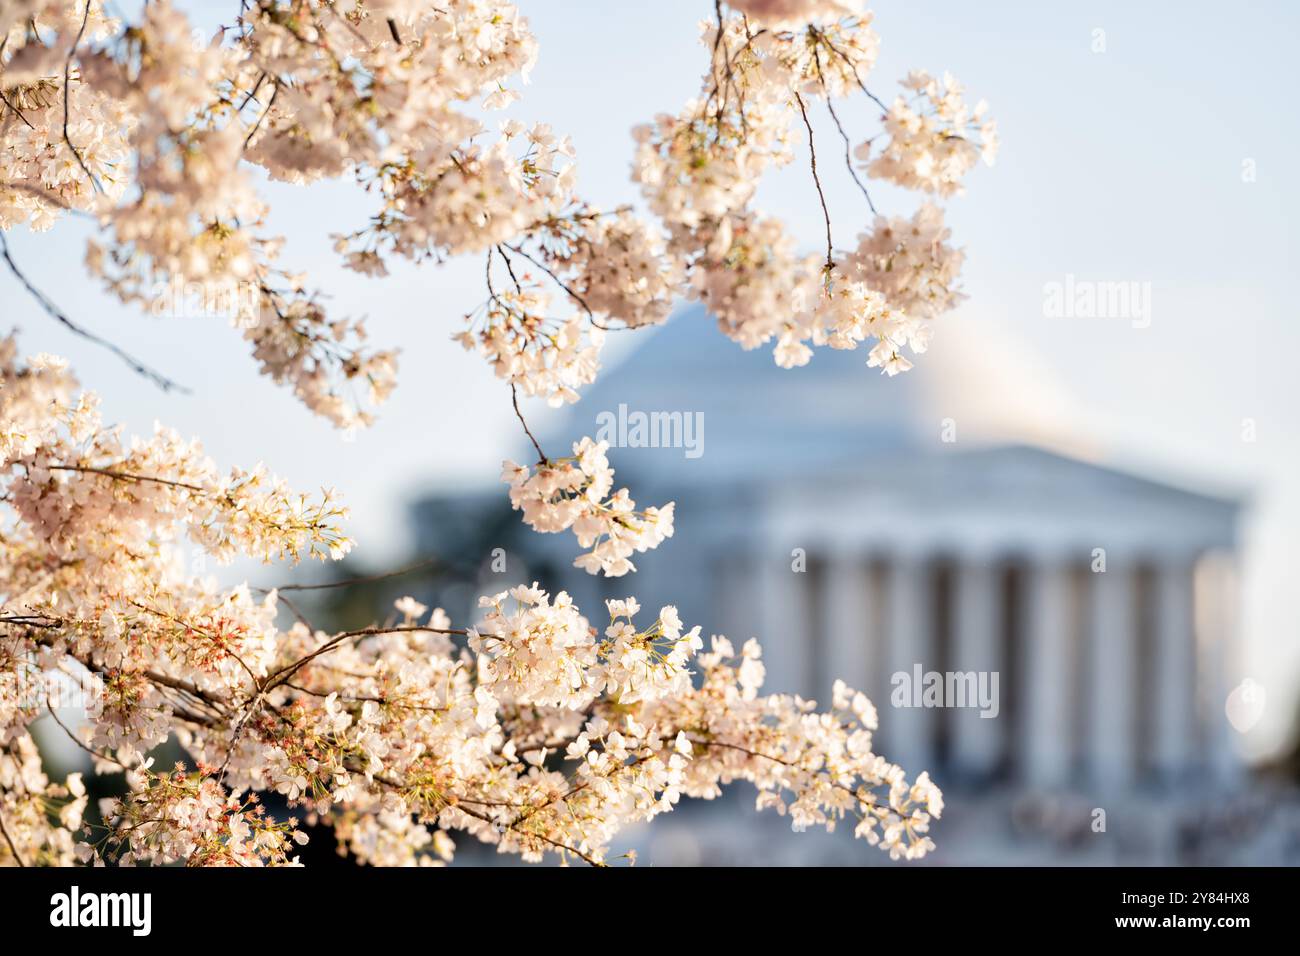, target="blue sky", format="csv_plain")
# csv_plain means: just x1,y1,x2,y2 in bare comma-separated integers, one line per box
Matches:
4,1,1297,755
